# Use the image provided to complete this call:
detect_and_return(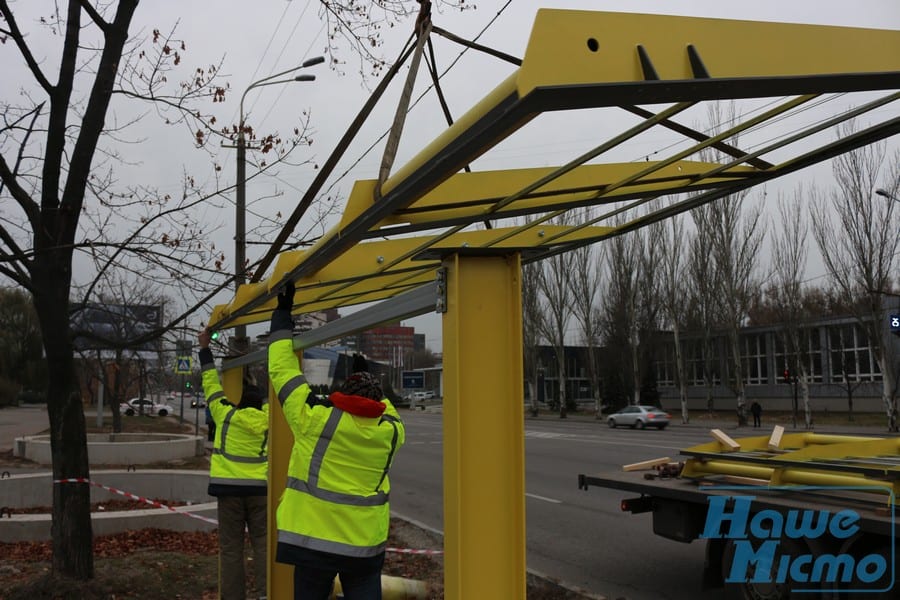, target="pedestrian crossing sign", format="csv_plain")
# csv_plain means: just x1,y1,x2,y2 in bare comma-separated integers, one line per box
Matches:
175,356,192,374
